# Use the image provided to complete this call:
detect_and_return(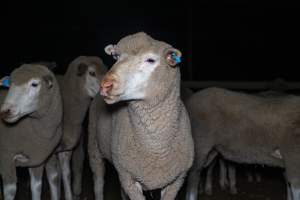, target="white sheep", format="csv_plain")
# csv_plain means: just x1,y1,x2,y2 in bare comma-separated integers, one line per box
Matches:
88,32,194,200
0,64,63,200
43,56,107,200
185,87,300,200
